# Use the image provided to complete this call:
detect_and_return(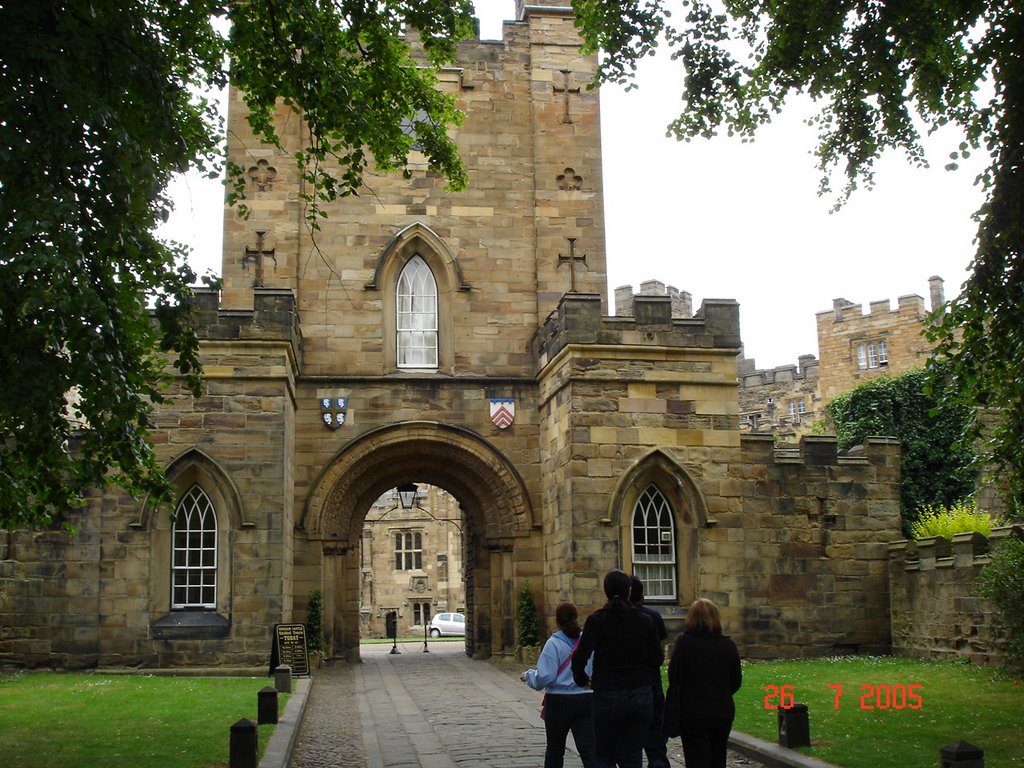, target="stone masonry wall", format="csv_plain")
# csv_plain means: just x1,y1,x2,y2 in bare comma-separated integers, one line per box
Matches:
726,435,903,658
888,525,1021,666
0,290,299,669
